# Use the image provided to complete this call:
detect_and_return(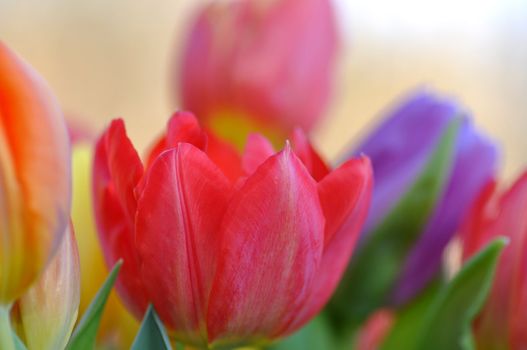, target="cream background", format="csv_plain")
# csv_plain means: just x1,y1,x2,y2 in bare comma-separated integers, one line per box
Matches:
1,0,526,179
